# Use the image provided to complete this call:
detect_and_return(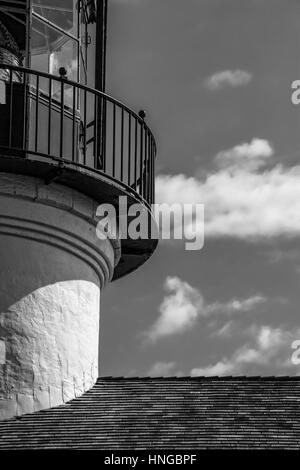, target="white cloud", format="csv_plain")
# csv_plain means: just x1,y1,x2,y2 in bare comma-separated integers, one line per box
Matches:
213,321,234,337
156,138,300,240
191,325,299,376
192,361,235,376
205,69,253,91
215,138,273,172
206,295,266,316
147,361,177,377
145,277,203,342
144,276,265,342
